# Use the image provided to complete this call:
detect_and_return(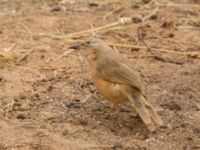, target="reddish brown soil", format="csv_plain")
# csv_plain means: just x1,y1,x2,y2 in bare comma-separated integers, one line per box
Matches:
0,0,200,150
